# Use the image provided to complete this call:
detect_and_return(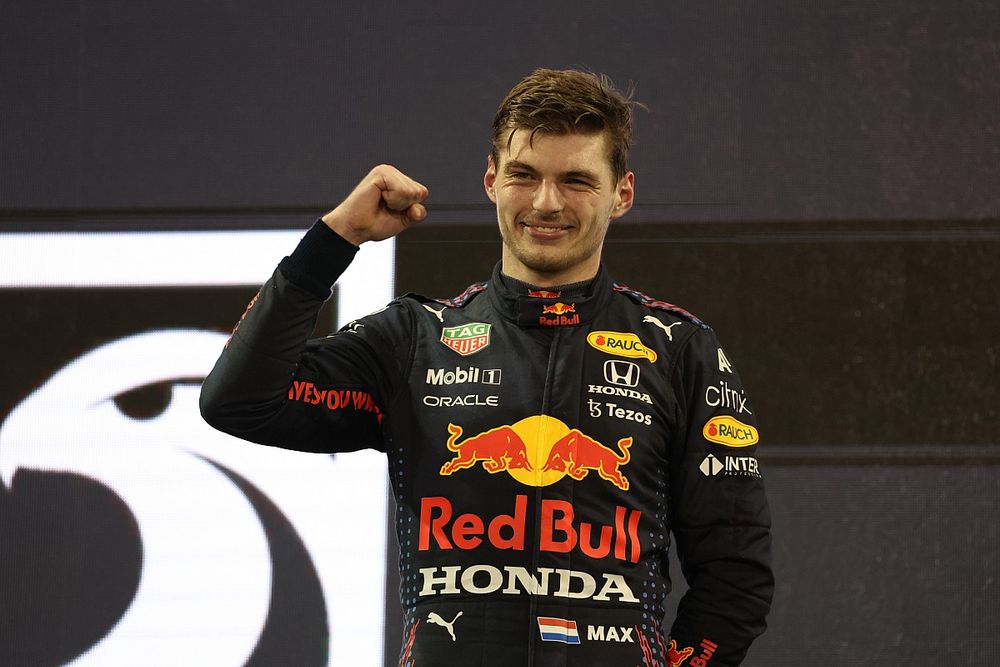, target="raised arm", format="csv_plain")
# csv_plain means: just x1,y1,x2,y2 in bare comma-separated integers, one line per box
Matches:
199,165,427,453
